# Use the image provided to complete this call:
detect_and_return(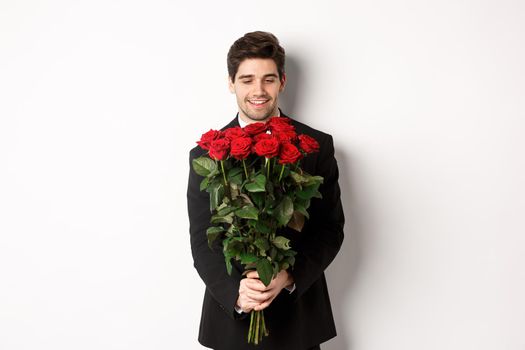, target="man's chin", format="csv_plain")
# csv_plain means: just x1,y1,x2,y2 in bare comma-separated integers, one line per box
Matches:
244,110,276,122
